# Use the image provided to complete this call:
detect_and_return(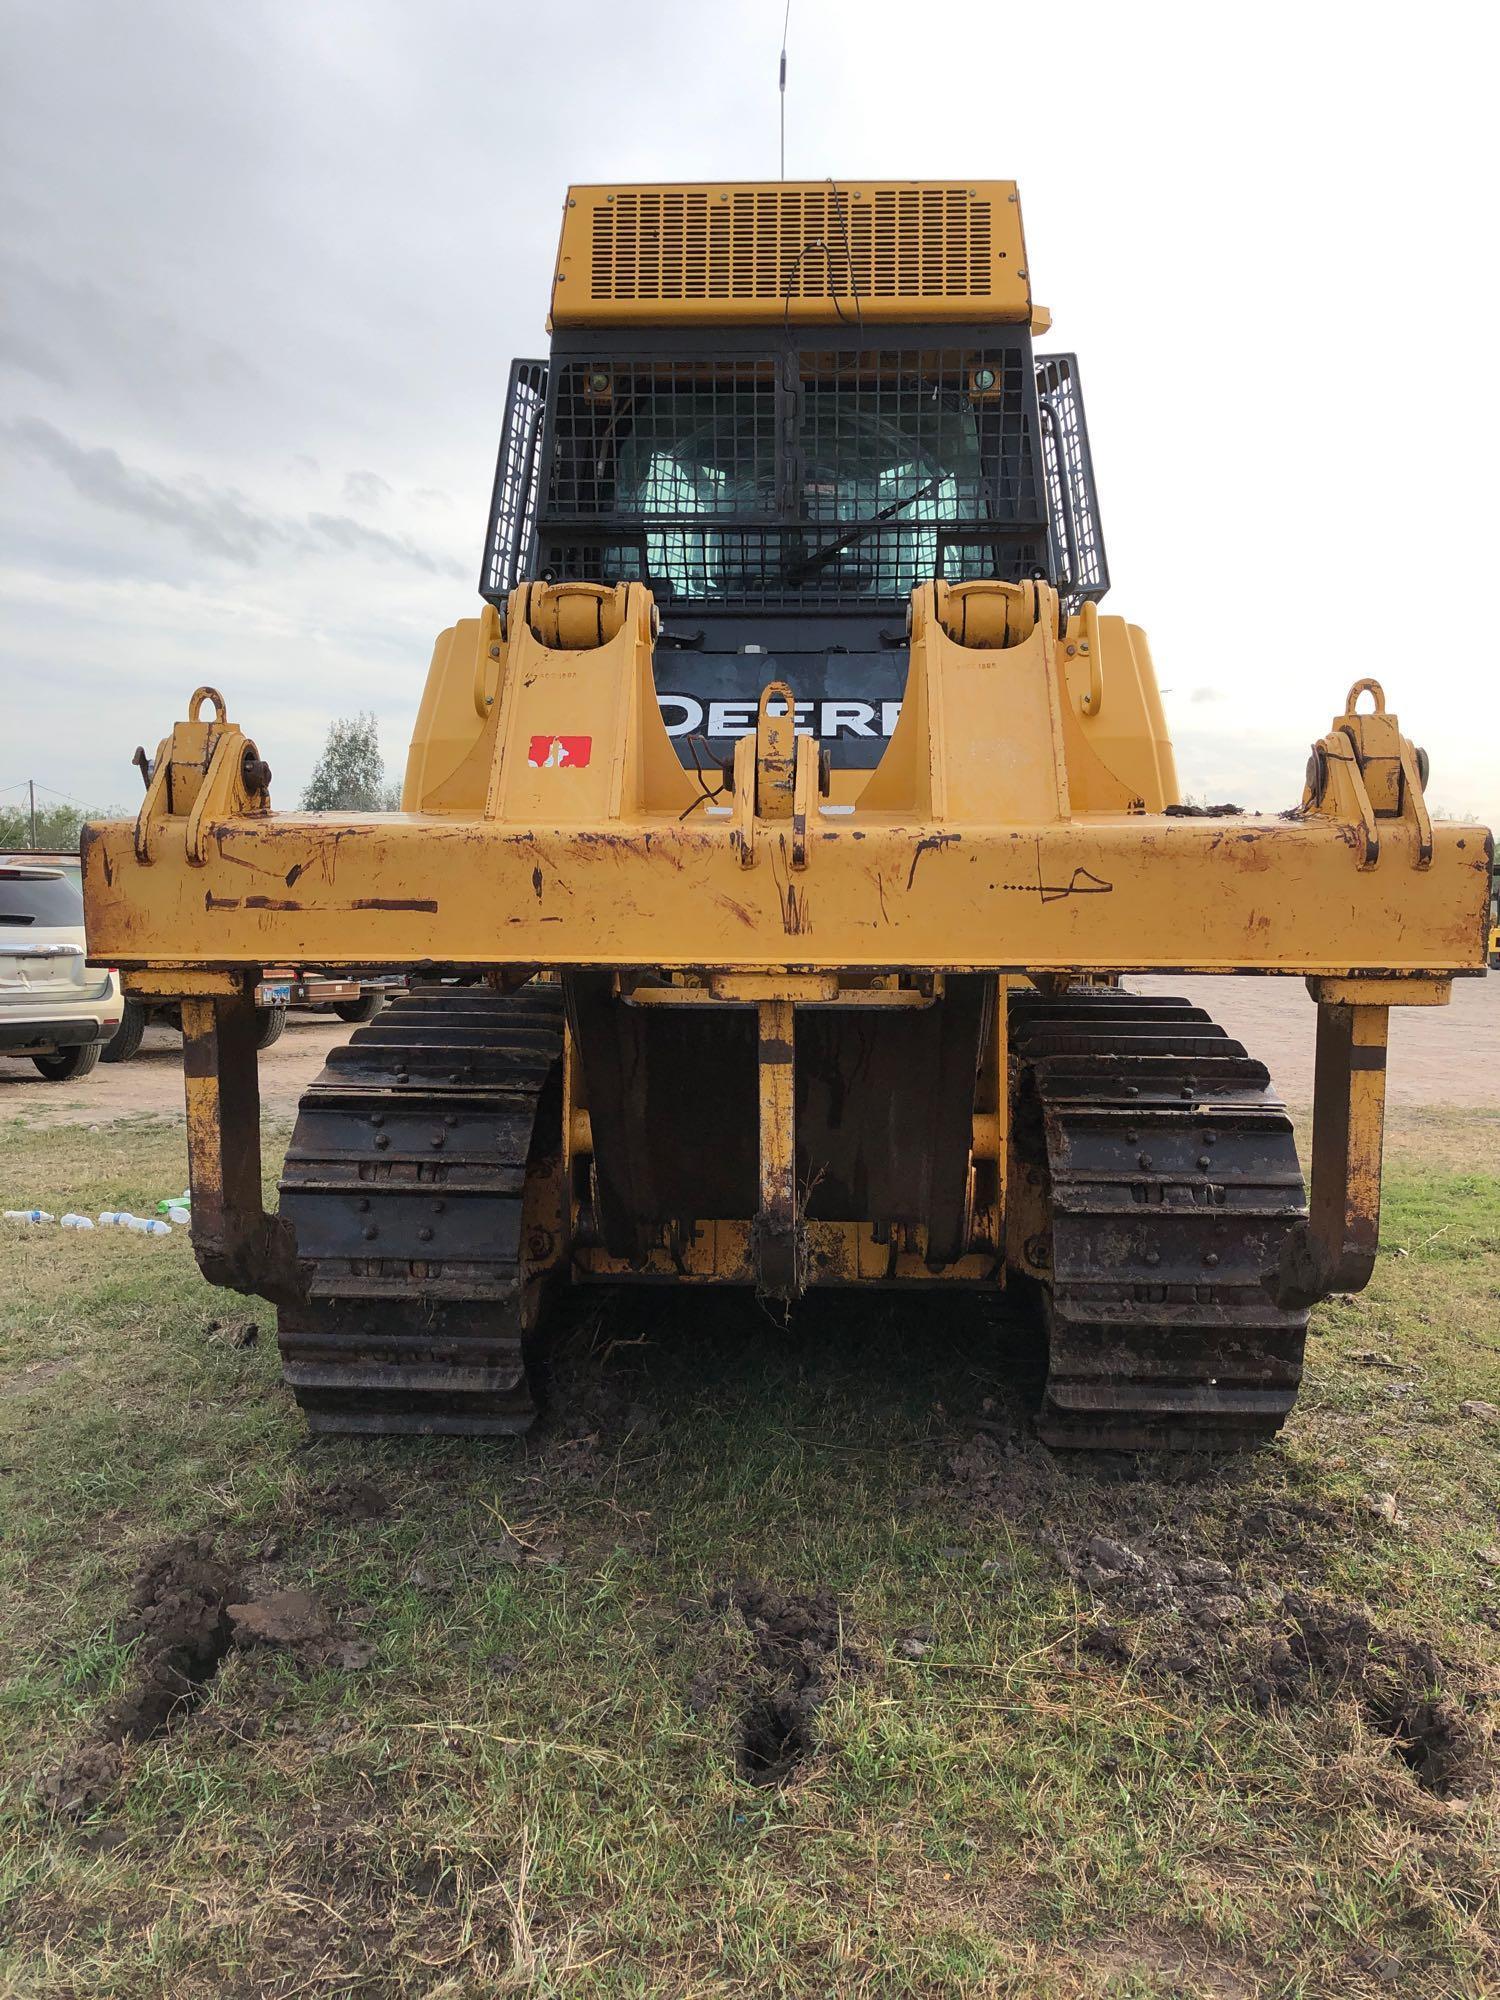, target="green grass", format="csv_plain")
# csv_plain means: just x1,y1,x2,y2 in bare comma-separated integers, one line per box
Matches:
0,1115,1497,1998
